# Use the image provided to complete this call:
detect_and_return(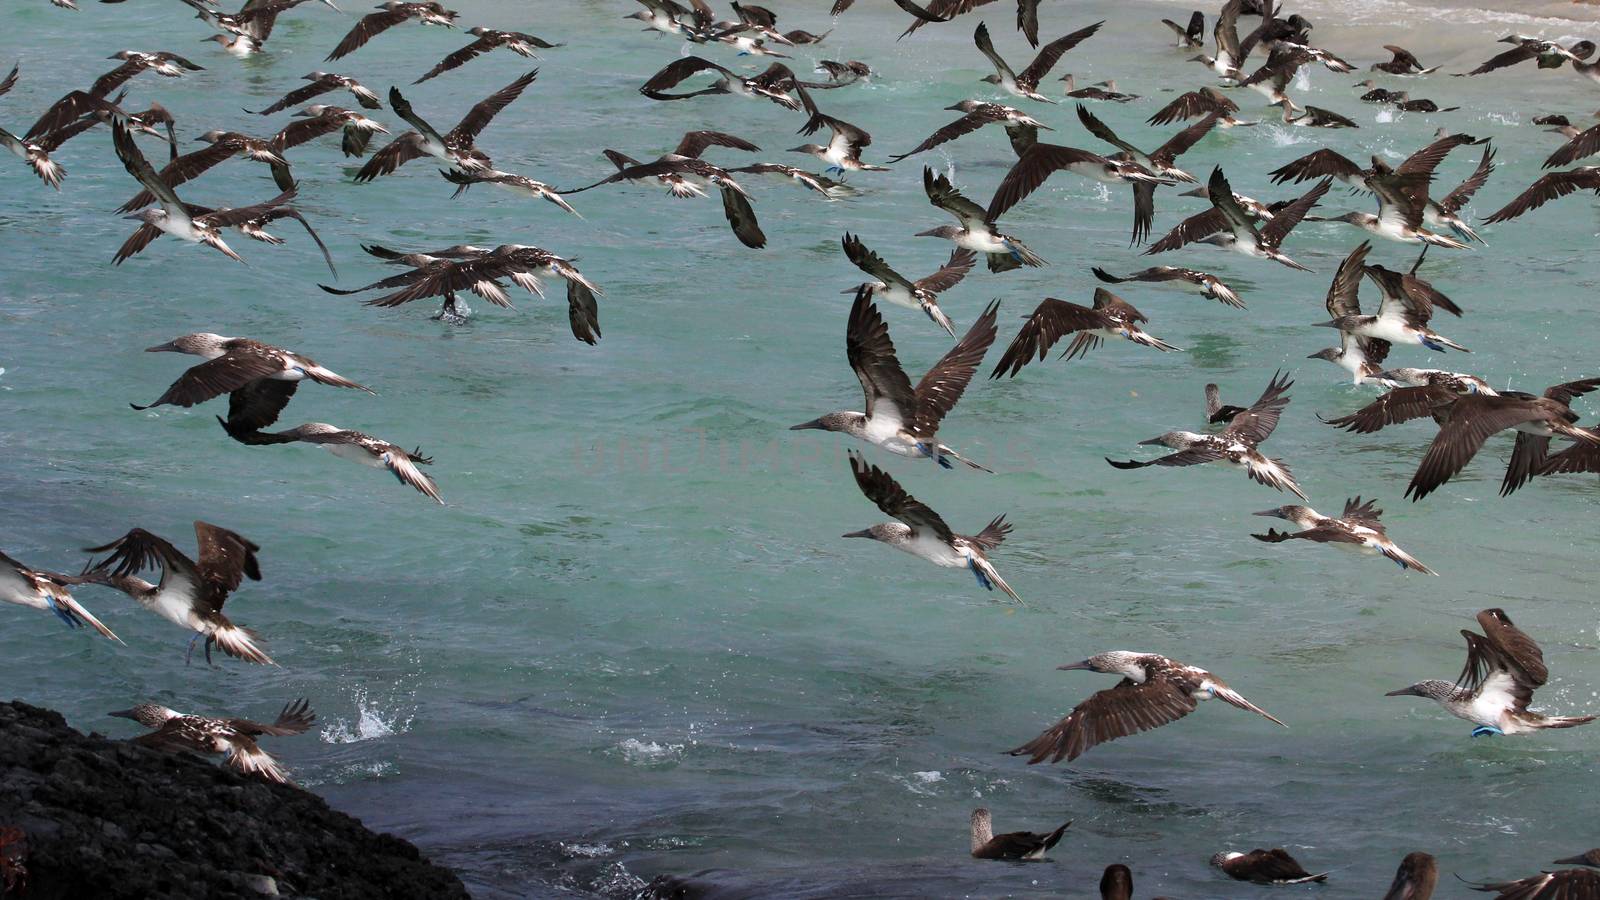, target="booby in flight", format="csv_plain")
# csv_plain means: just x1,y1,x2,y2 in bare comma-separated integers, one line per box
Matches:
1372,45,1437,75
414,27,561,83
889,100,1050,162
1091,265,1242,309
1009,651,1285,763
842,451,1021,602
109,699,315,784
1075,103,1218,183
840,232,974,335
971,20,1104,103
356,71,536,181
916,166,1045,273
1387,608,1596,736
0,549,120,641
326,1,459,61
247,71,382,115
1161,10,1204,49
1143,168,1327,270
1481,166,1600,225
638,58,804,110
990,289,1181,377
792,287,997,470
1468,867,1600,899
1253,496,1435,575
985,134,1176,245
228,422,443,503
1382,852,1438,900
1464,35,1596,76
